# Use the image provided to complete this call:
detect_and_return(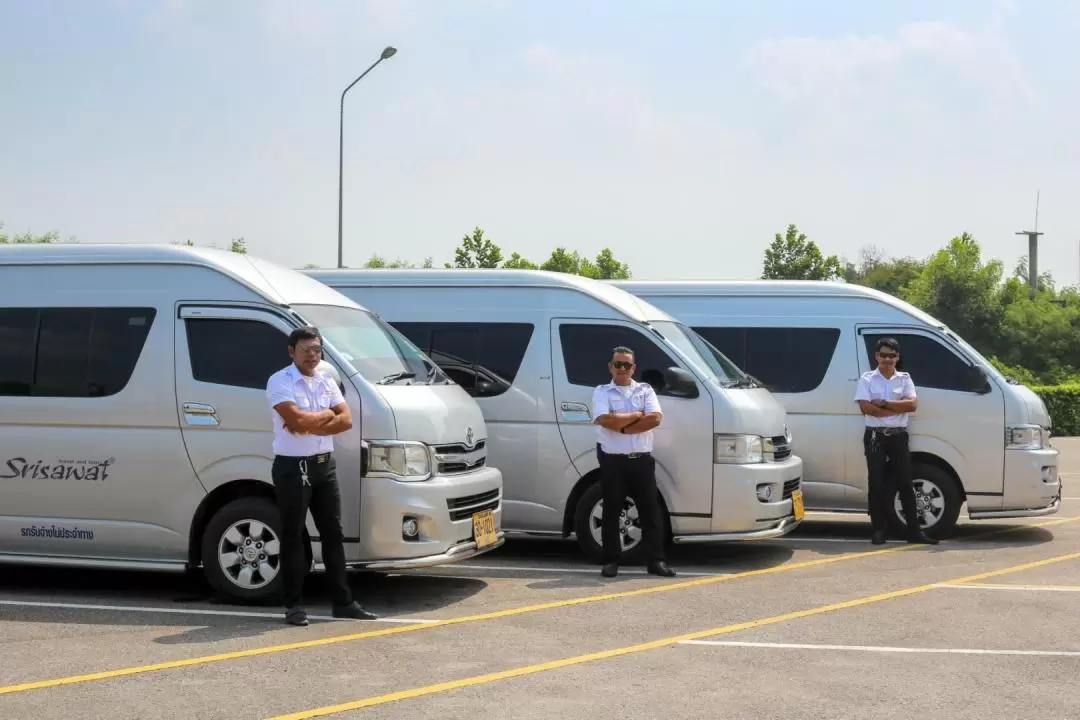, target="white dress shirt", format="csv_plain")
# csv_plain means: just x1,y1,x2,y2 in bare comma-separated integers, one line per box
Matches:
266,363,346,456
591,379,663,454
853,368,917,428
